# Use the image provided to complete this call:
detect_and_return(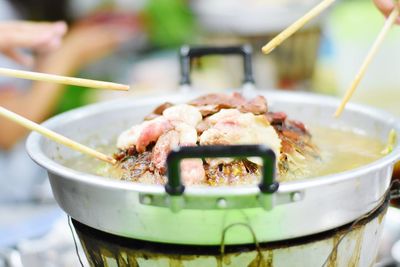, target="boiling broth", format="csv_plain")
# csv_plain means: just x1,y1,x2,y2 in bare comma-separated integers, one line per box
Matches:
62,126,386,182
298,126,385,179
